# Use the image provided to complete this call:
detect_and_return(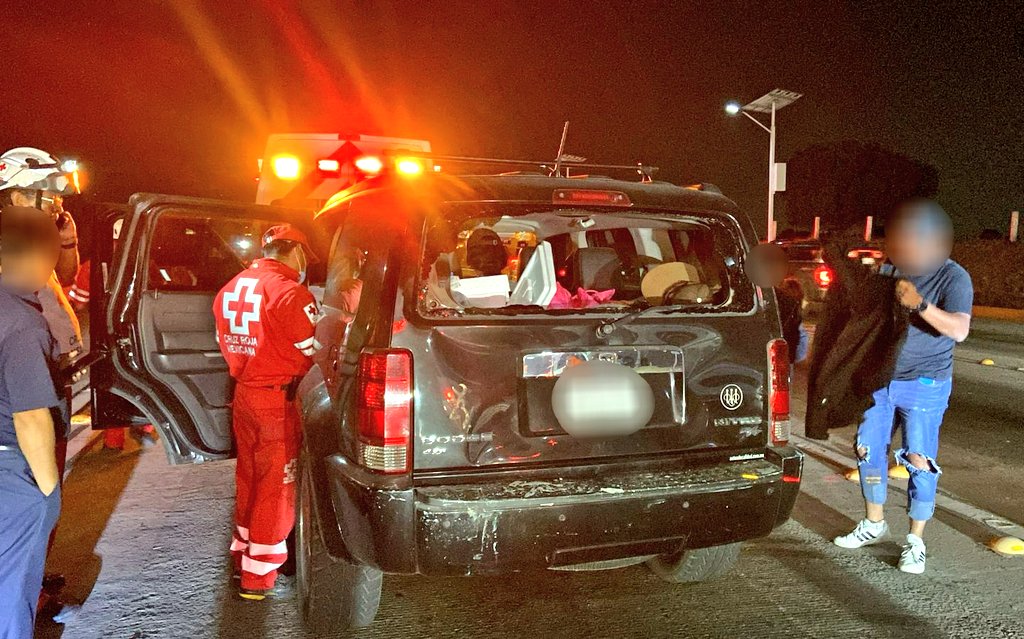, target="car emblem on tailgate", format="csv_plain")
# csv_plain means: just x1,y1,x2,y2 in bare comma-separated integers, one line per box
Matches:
720,384,743,411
